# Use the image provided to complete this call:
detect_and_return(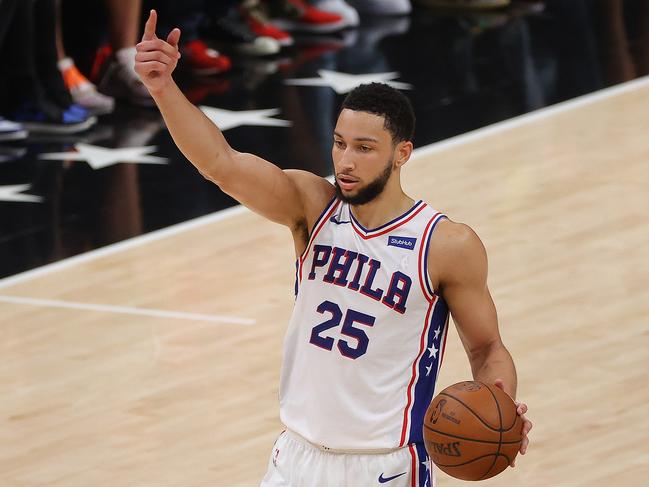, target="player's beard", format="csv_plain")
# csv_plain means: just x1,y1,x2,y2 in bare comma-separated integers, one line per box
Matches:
335,158,393,206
